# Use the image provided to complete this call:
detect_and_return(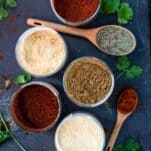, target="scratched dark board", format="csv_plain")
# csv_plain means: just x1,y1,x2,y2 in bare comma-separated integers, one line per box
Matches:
0,0,150,151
